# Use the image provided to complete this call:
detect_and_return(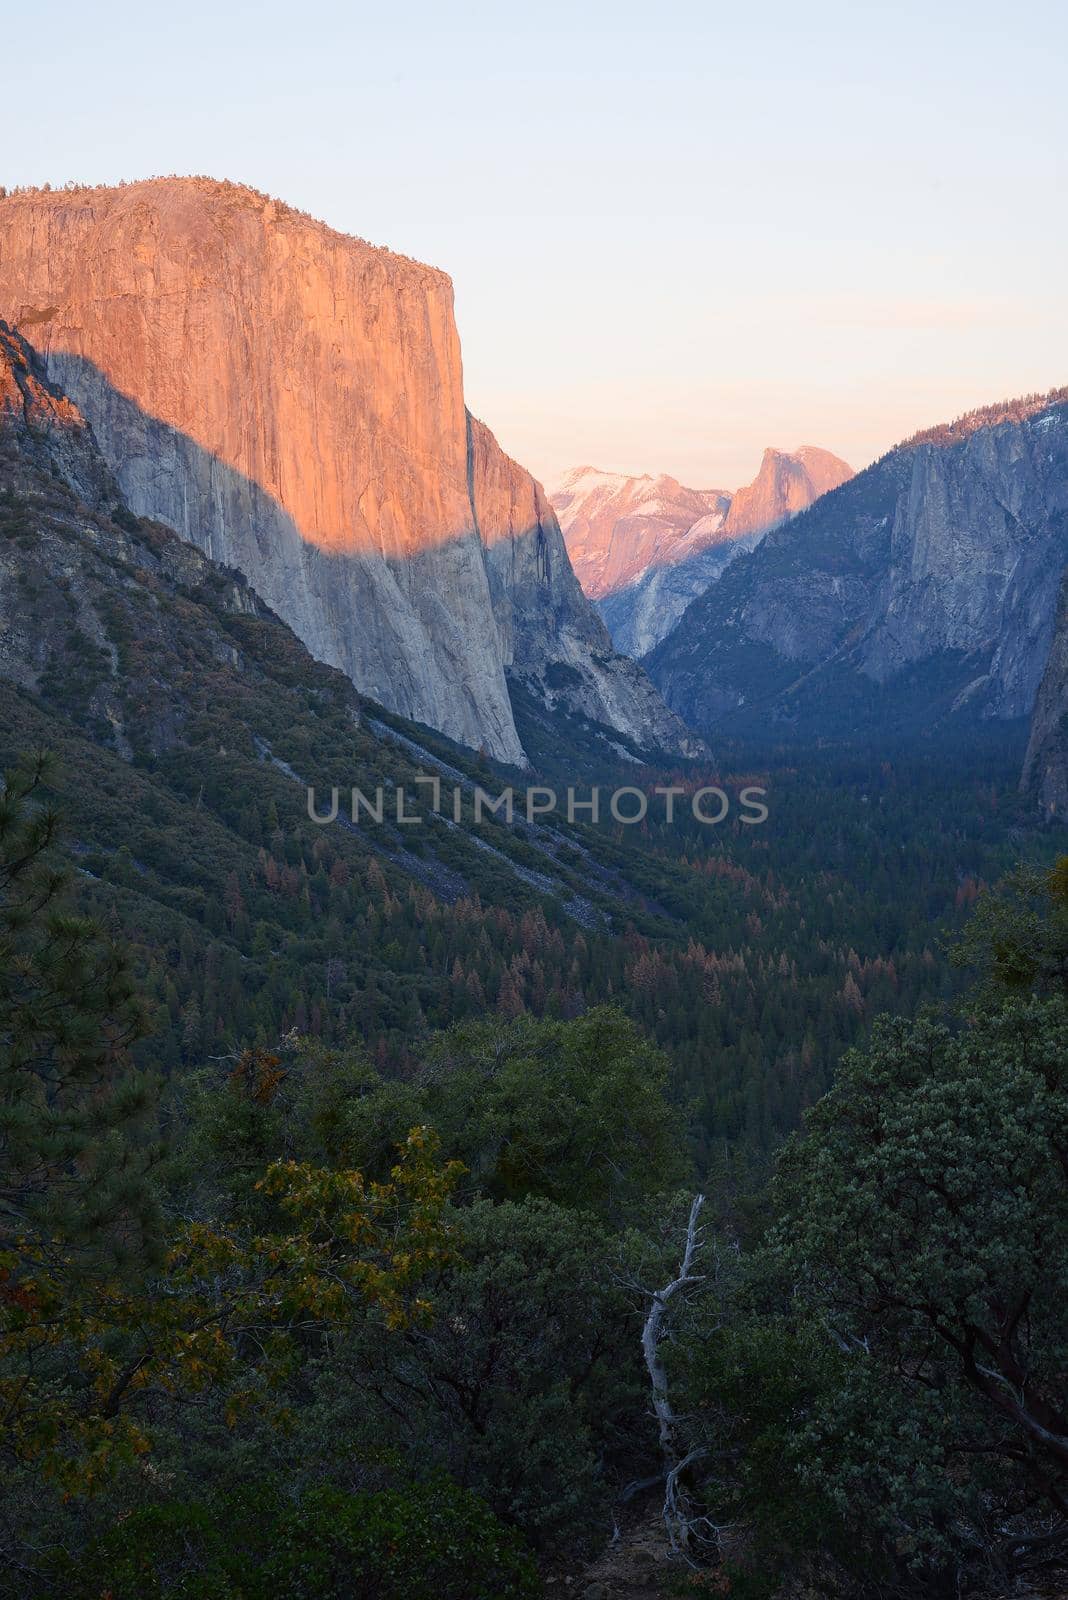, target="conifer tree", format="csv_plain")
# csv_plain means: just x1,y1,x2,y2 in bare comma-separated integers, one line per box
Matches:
0,753,160,1278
